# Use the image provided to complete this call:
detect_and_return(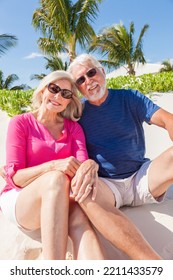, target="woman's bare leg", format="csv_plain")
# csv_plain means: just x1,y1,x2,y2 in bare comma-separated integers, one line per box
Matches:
69,200,104,259
15,171,70,260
